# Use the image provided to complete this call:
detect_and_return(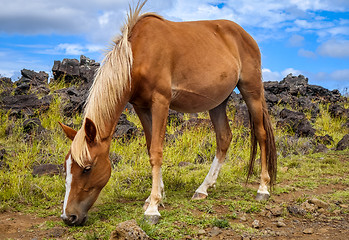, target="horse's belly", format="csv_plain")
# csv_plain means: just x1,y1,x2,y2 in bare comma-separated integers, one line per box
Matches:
169,87,233,113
